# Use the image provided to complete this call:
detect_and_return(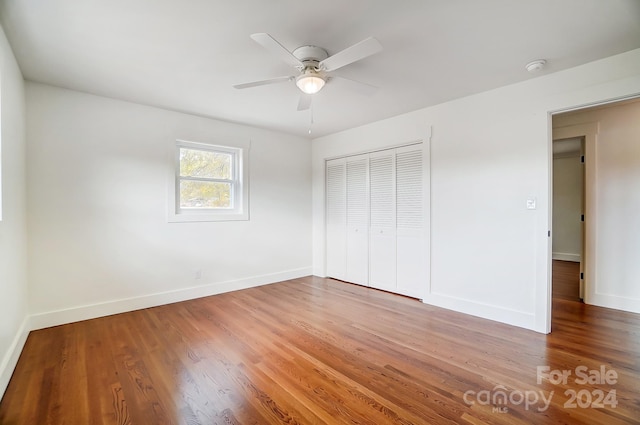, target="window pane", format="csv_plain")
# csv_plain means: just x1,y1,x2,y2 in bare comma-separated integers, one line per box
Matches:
179,180,232,208
179,148,232,179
